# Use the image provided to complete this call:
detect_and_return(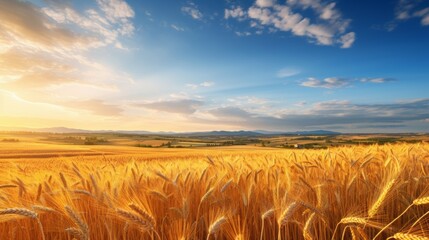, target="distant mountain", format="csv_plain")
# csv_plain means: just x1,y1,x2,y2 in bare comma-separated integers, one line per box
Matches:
0,126,340,136
0,126,88,133
38,127,94,133
285,130,341,135
180,130,264,137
